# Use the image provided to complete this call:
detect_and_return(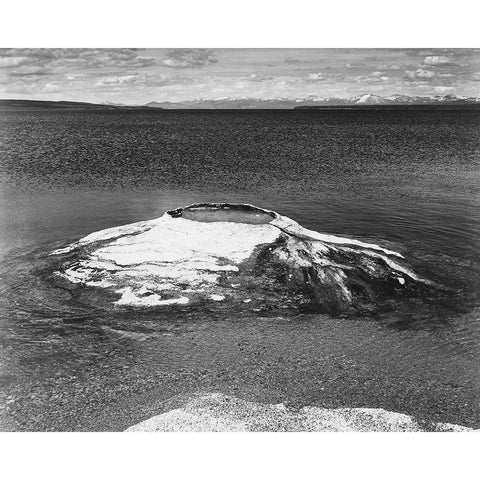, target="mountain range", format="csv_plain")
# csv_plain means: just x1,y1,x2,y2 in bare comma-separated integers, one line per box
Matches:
144,94,480,109
1,94,479,111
